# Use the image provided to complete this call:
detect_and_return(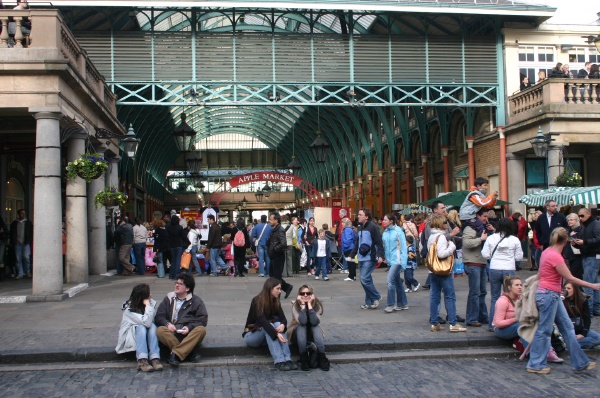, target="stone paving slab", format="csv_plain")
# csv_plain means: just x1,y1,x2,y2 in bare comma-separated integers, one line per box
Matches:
0,267,598,363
